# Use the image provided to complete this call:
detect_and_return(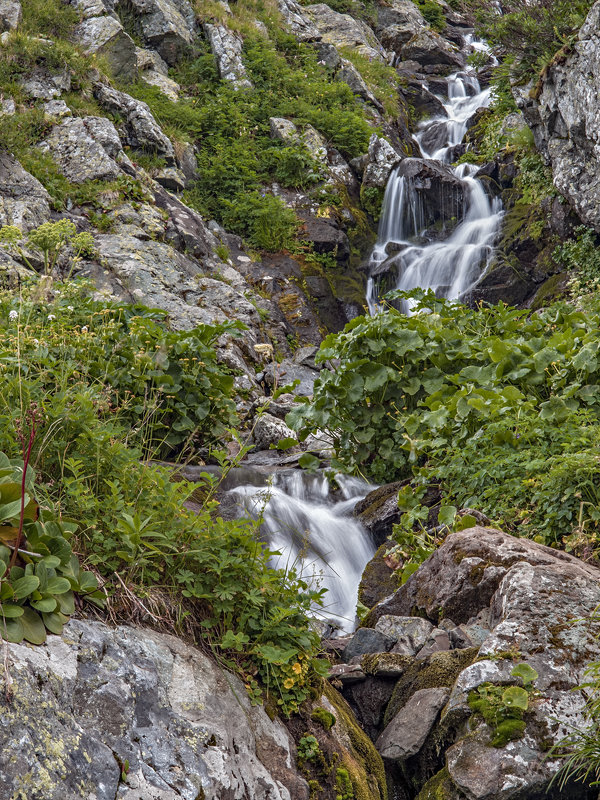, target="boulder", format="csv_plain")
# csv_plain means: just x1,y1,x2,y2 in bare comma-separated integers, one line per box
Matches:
373,0,426,34
400,30,464,70
252,412,297,450
152,185,222,261
204,23,252,89
394,157,465,231
0,0,21,31
354,481,405,545
376,687,450,763
529,1,600,232
38,117,124,183
136,46,180,100
0,151,51,231
338,59,383,111
304,3,386,62
263,359,320,397
375,615,434,656
118,0,196,64
342,627,395,662
0,618,307,799
362,134,403,190
43,99,72,120
73,16,137,81
93,83,175,161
